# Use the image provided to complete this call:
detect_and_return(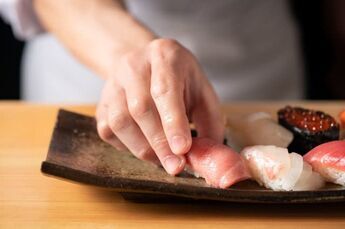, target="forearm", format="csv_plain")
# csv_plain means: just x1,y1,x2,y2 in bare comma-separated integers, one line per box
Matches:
33,0,155,79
